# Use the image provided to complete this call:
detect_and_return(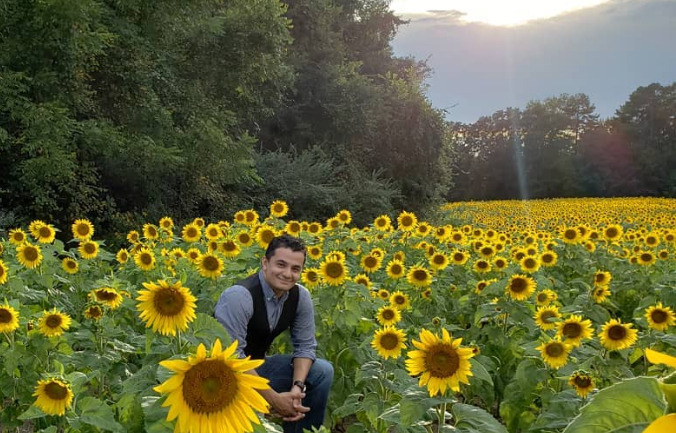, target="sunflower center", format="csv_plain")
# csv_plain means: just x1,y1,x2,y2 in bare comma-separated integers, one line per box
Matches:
390,264,402,274
223,241,237,251
325,262,343,278
382,309,395,320
39,226,52,238
524,258,536,268
380,333,400,350
202,256,220,272
140,253,153,265
273,204,284,213
510,278,527,293
13,232,25,242
607,324,626,340
153,288,186,316
564,229,577,239
95,290,118,301
393,295,405,305
401,216,413,227
595,274,606,283
24,246,39,261
86,306,102,318
148,227,157,237
425,344,460,378
651,310,668,324
606,228,618,238
540,311,557,321
542,254,553,263
44,382,69,400
66,260,77,269
537,293,548,303
545,342,565,357
376,219,387,227
641,253,653,262
477,261,488,269
0,309,12,323
84,243,96,254
562,322,582,338
46,315,63,328
453,253,464,261
239,234,251,243
182,359,237,414
306,271,319,282
573,375,592,387
433,255,445,265
364,257,378,268
413,270,428,281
